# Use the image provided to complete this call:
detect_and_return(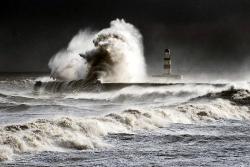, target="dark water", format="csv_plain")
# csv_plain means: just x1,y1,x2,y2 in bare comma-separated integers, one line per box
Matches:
0,74,250,166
